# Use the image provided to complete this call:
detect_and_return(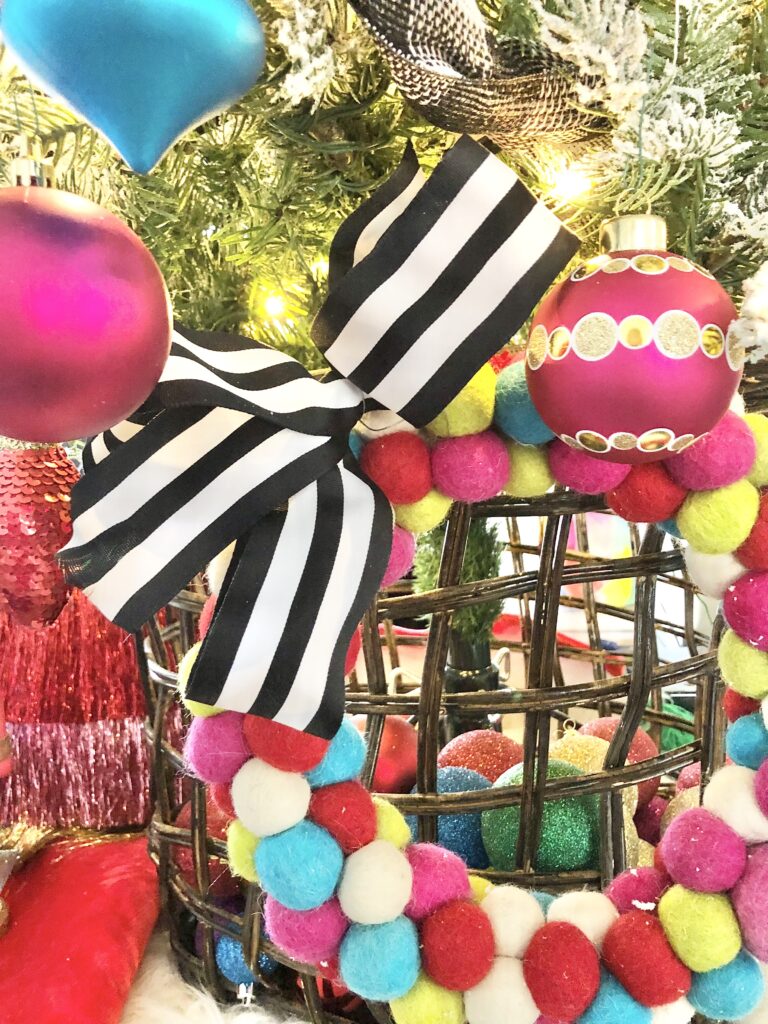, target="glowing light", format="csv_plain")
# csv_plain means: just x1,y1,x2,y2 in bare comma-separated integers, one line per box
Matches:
311,258,330,276
264,293,286,319
550,166,593,203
